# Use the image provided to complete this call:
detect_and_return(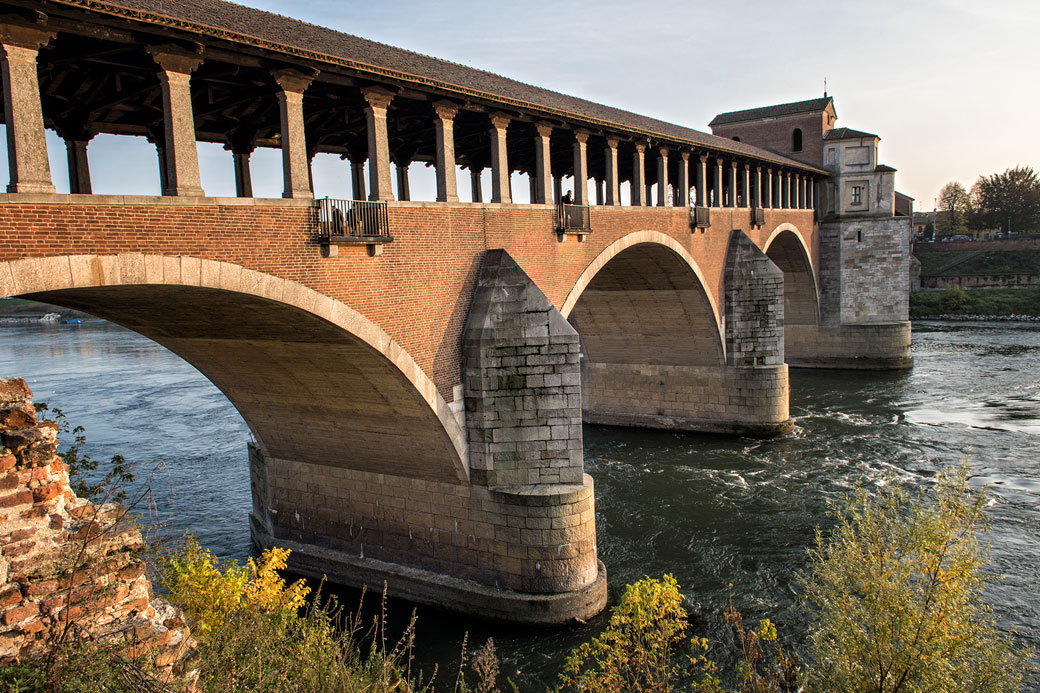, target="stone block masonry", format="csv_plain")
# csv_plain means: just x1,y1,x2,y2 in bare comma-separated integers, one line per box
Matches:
0,377,196,683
